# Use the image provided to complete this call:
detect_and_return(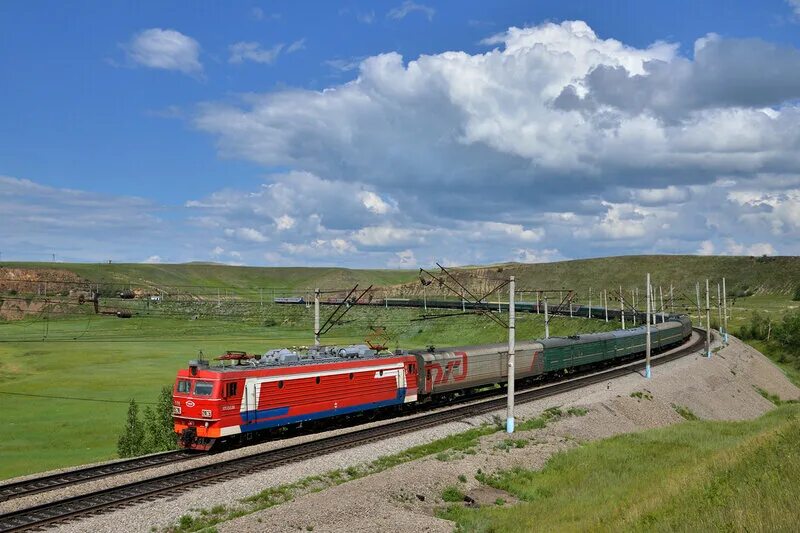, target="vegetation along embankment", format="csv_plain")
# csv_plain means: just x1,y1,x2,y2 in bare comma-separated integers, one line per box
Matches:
442,403,800,532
